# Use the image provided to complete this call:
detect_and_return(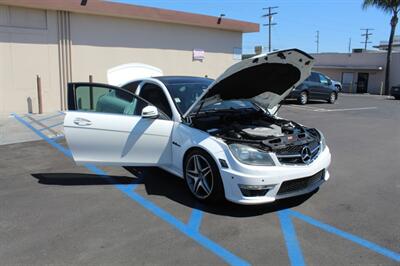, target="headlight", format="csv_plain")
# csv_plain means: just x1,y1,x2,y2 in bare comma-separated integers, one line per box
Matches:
229,143,275,166
317,130,326,151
